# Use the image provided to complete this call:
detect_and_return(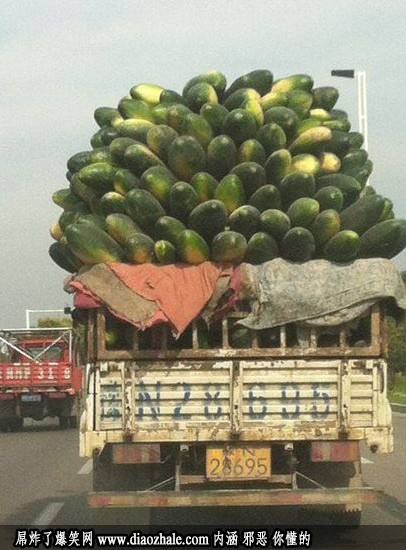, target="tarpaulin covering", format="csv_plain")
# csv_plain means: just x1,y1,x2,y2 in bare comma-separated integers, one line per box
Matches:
201,266,241,322
239,258,406,330
70,262,231,335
